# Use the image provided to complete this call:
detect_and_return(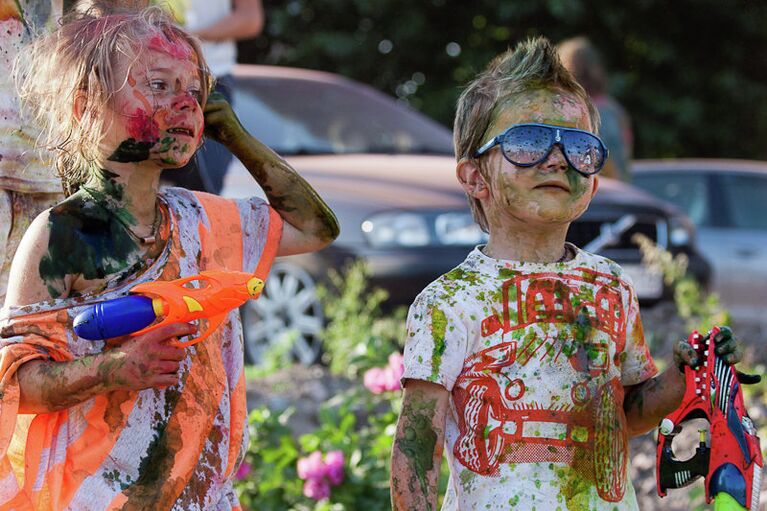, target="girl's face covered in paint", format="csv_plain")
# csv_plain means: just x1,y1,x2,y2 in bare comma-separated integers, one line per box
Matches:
480,89,598,229
100,33,204,168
